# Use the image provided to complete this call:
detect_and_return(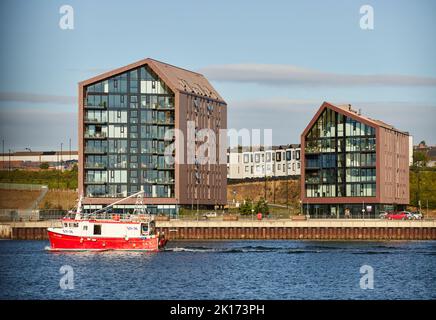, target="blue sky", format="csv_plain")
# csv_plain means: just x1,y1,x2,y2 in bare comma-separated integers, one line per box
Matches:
0,0,435,150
